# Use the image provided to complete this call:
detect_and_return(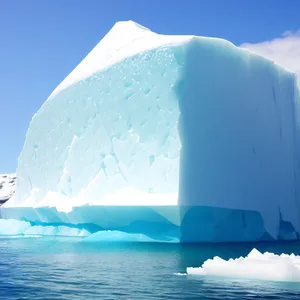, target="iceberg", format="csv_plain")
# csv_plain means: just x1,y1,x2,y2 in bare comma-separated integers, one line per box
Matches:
2,21,300,243
187,248,300,283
